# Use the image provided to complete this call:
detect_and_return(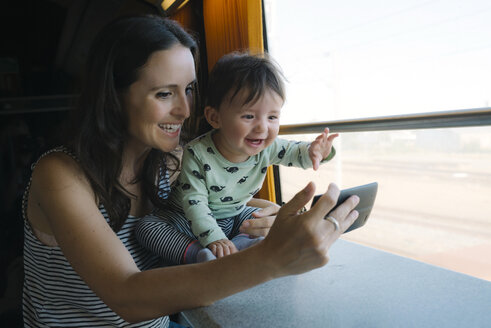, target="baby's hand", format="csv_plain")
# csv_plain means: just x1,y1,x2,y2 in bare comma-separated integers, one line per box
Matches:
207,239,238,258
309,127,339,171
